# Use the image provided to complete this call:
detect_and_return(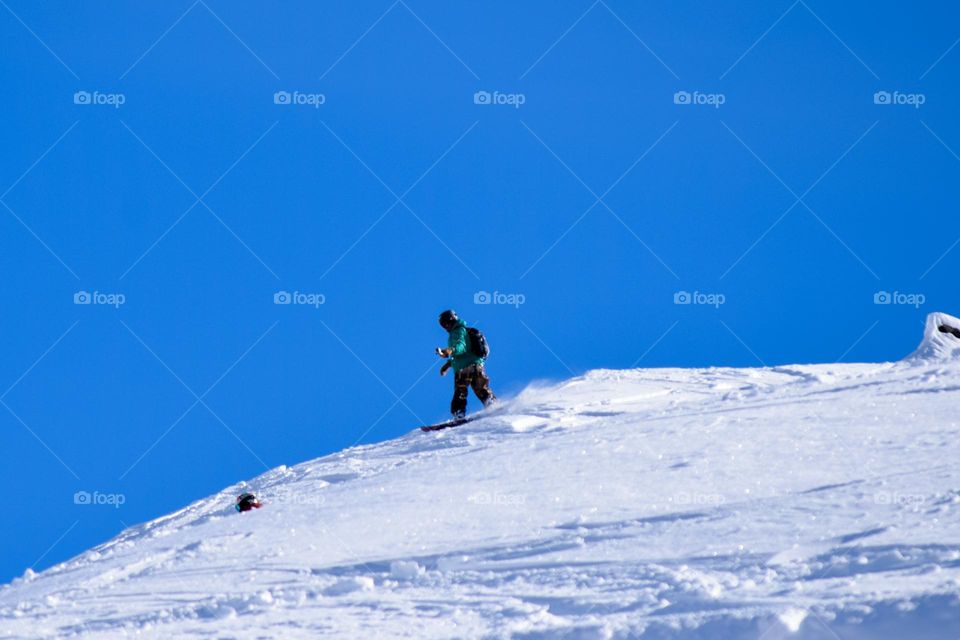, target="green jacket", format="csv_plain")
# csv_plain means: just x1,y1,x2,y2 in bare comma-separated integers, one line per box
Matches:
447,319,484,372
